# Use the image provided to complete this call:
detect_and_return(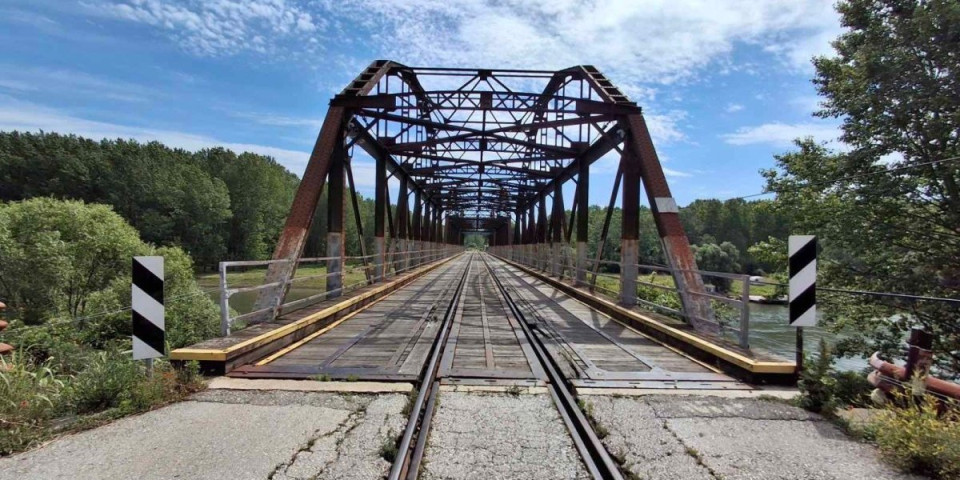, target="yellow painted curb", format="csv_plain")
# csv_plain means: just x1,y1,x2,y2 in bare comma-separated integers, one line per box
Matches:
498,257,795,375
171,255,460,363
